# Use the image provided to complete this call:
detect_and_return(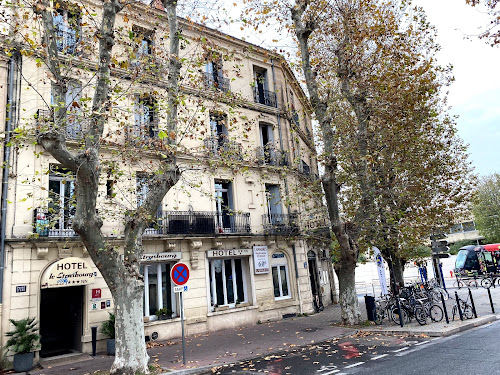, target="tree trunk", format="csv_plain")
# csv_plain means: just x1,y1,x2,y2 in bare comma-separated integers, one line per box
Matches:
392,255,405,286
335,260,361,324
111,277,148,375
